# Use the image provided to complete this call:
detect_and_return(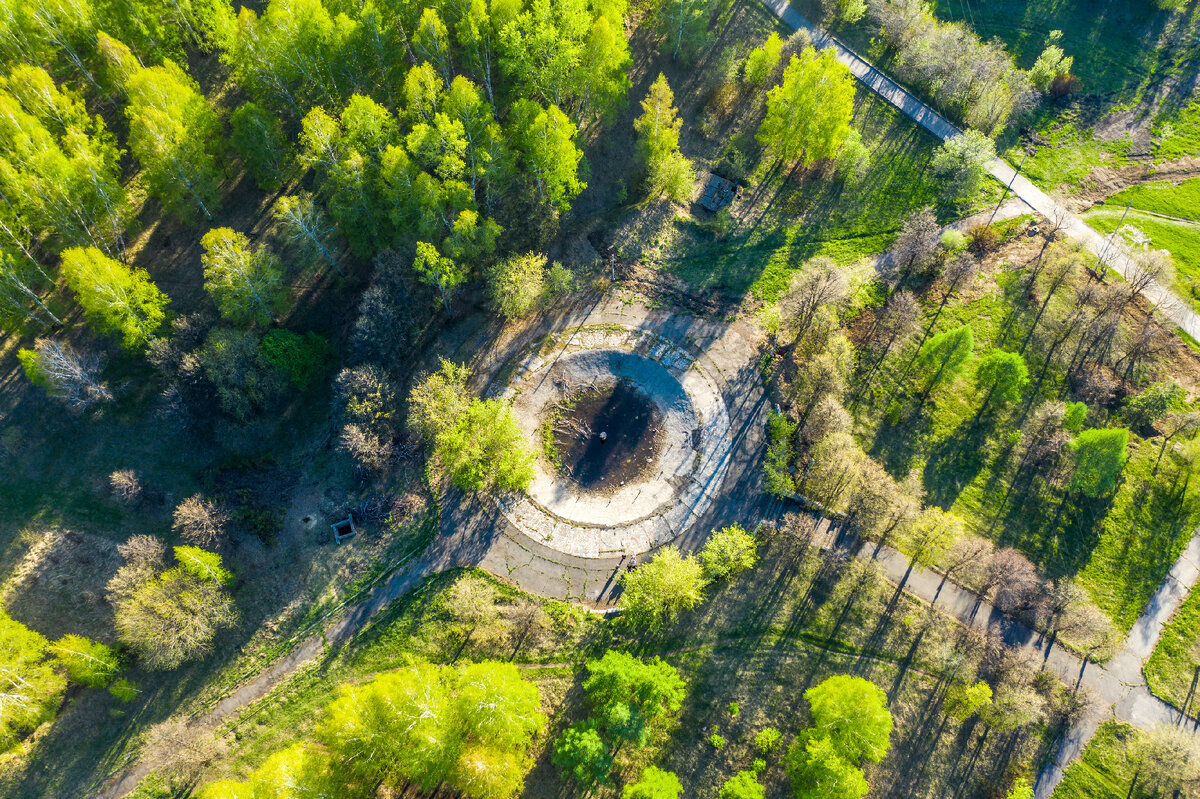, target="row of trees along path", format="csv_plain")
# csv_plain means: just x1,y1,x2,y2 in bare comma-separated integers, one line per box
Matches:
755,1,1200,794
759,0,1200,344
761,500,1200,799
